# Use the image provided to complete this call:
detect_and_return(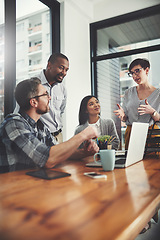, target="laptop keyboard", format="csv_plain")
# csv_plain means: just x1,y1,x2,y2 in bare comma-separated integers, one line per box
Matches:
115,158,126,164
115,150,127,157
115,150,127,165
